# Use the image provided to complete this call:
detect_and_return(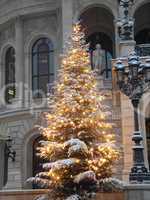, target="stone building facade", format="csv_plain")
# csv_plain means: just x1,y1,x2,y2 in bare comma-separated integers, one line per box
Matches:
0,0,150,190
